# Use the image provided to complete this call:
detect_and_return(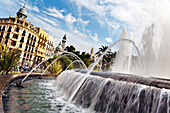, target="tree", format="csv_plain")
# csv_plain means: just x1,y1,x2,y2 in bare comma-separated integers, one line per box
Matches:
0,45,21,75
65,45,76,53
65,45,92,68
47,61,63,75
43,56,73,74
96,45,117,71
